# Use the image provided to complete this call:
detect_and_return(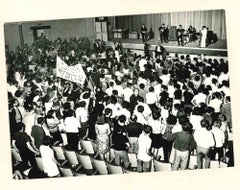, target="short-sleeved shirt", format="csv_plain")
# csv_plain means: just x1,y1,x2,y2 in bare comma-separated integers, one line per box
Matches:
112,132,129,151
13,131,31,151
